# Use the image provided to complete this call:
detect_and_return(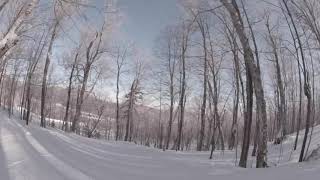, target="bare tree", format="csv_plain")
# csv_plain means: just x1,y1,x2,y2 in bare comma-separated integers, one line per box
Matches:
282,0,312,162
0,0,39,59
155,26,180,150
86,94,106,138
222,18,241,151
40,20,59,128
7,57,23,117
0,58,8,107
265,17,287,143
208,38,224,158
124,60,144,142
0,0,9,13
113,44,129,140
176,20,192,151
280,2,303,151
62,49,79,131
239,0,262,157
188,8,209,152
71,27,106,132
24,31,47,125
220,0,269,168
